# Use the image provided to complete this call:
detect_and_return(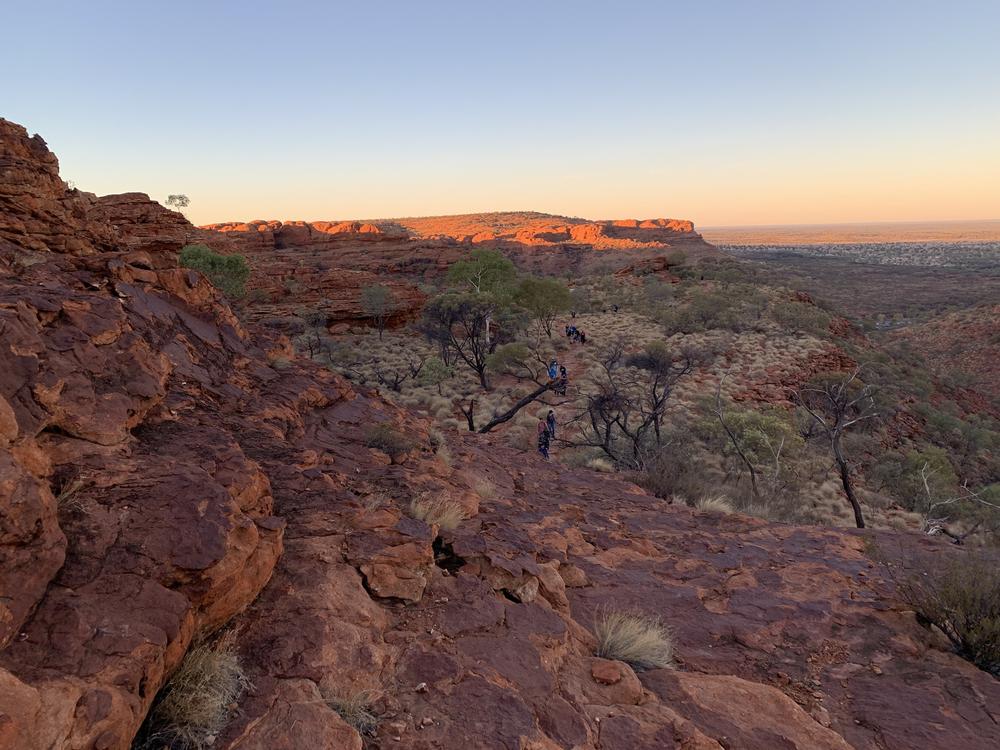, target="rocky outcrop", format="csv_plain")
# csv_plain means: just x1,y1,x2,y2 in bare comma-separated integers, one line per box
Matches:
201,211,717,286
0,119,116,255
3,118,999,750
89,192,216,254
198,212,712,331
